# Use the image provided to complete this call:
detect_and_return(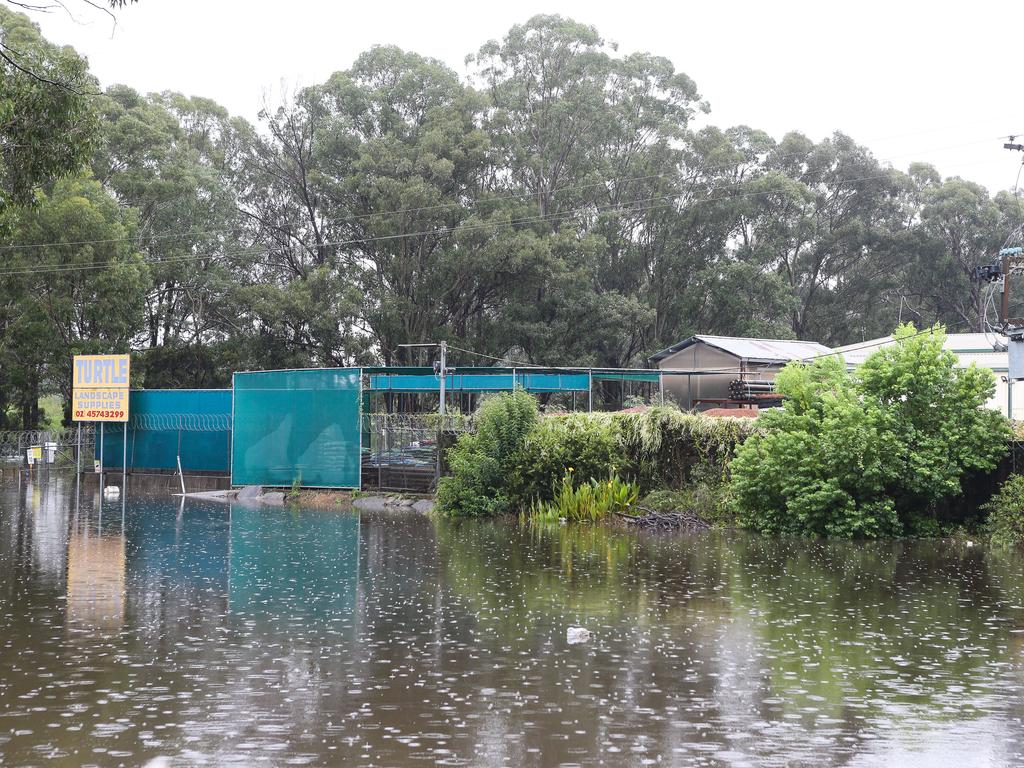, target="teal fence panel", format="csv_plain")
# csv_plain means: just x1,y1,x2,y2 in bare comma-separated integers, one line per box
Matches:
232,368,361,488
97,389,232,473
369,372,590,392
